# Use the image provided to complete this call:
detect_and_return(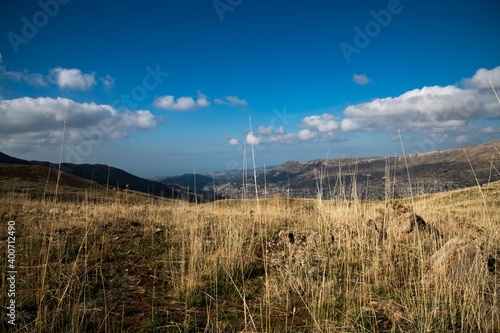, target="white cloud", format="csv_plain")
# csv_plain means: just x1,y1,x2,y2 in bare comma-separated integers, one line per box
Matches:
455,135,468,144
341,85,484,133
255,126,274,135
461,67,500,91
229,66,500,147
297,129,317,140
50,67,96,90
224,134,241,145
2,69,47,87
337,66,500,144
232,117,341,146
101,74,115,89
155,96,194,110
461,67,500,114
352,73,371,85
302,114,340,133
228,138,240,145
252,126,296,144
480,126,499,133
196,90,210,107
154,91,210,111
1,62,113,90
0,97,158,153
0,57,47,86
228,114,342,146
214,95,248,106
246,132,261,145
